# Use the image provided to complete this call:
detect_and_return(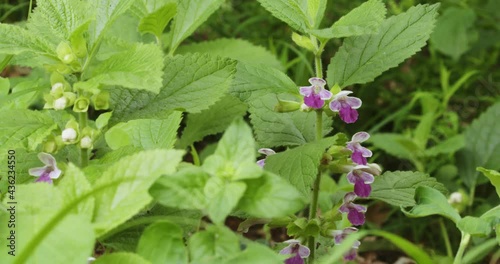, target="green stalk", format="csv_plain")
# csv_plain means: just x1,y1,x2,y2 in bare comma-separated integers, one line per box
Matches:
439,218,453,258
453,232,471,264
190,144,201,166
79,111,88,167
